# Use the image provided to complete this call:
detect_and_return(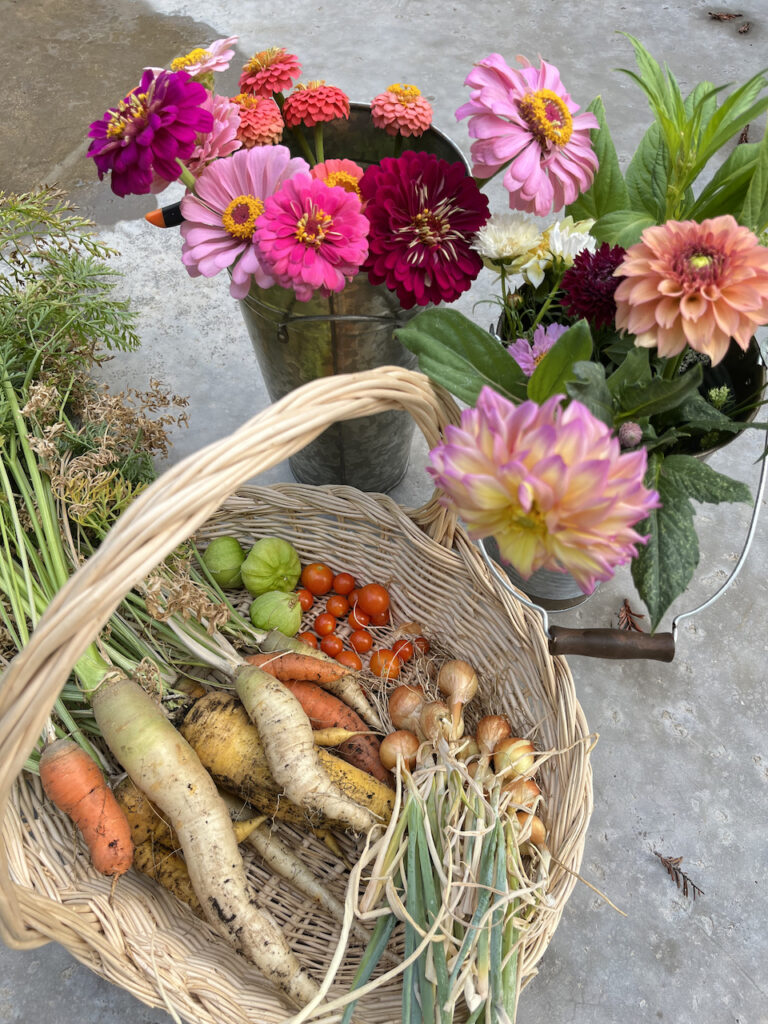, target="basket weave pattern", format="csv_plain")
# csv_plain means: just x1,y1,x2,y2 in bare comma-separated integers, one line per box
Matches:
0,367,593,1023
